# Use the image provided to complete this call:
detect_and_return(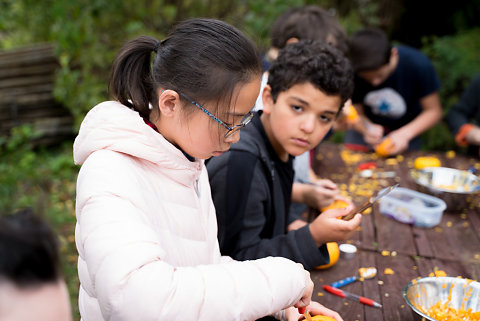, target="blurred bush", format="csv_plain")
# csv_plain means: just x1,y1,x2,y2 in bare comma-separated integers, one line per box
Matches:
421,28,480,152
